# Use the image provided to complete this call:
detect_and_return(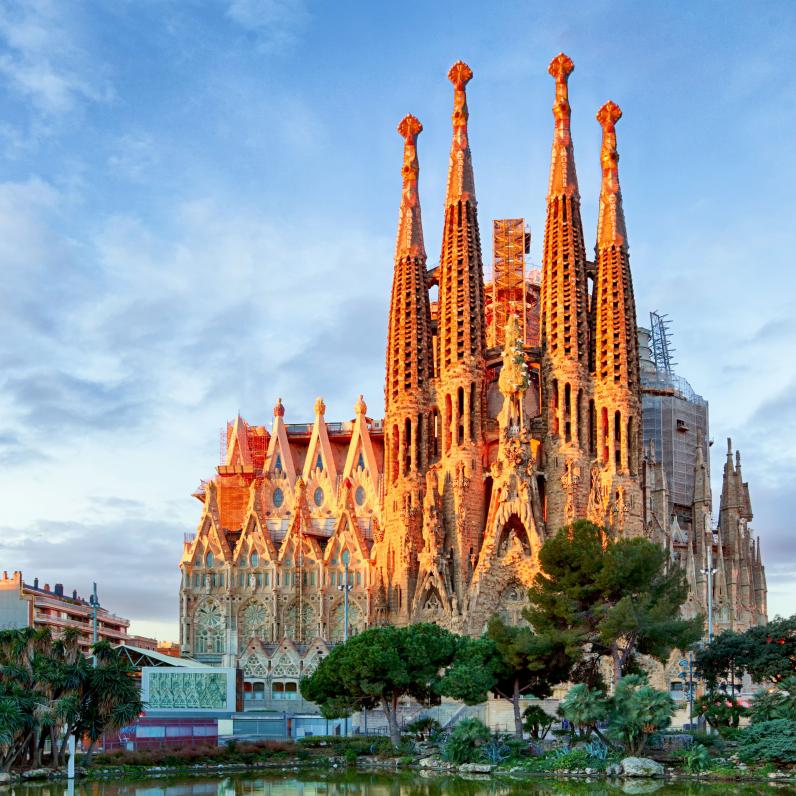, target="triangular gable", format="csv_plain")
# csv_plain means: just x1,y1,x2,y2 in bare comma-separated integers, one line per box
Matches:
342,396,379,482
265,399,297,488
302,398,338,482
270,639,302,678
320,482,371,566
225,415,253,468
235,510,279,564
184,482,233,564
278,481,324,563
